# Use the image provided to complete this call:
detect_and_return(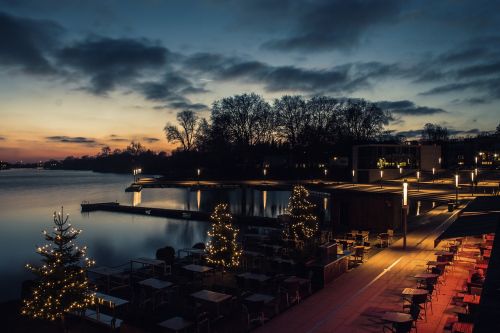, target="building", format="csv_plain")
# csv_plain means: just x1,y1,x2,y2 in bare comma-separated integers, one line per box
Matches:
352,144,441,183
